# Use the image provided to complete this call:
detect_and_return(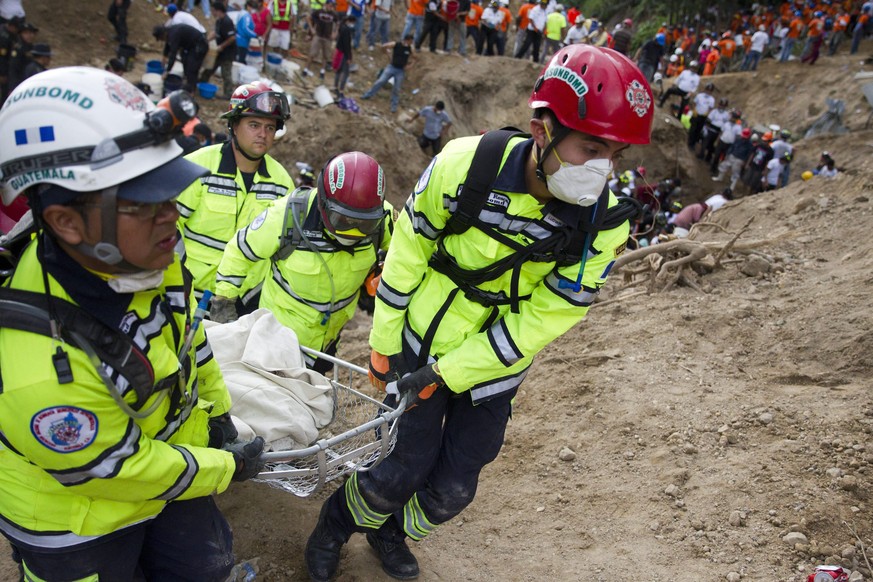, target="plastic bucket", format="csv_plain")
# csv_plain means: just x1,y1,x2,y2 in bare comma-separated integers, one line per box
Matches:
197,82,218,99
164,73,183,95
313,85,334,107
141,73,163,103
146,60,164,75
280,58,300,77
266,52,282,65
